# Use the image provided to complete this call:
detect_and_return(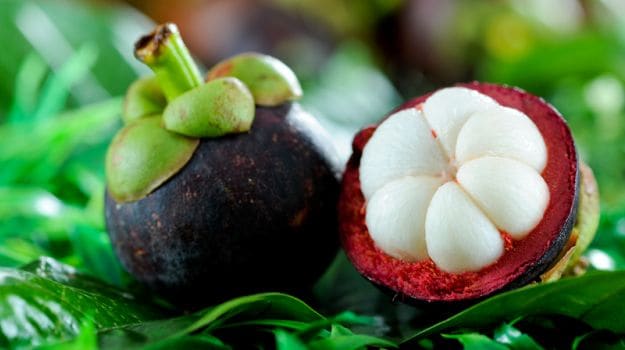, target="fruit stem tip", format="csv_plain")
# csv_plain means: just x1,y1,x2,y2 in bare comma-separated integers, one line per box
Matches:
134,23,203,101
